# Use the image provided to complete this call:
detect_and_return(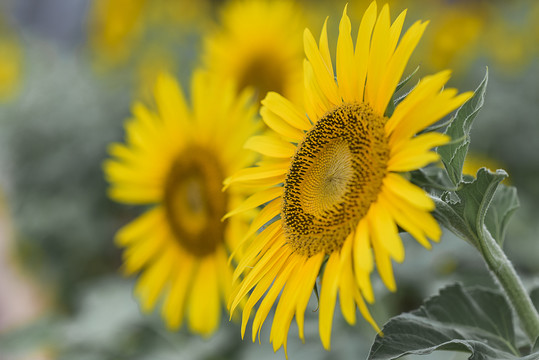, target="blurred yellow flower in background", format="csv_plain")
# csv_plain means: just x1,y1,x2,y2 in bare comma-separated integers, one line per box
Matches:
203,0,306,103
88,0,148,66
226,2,472,353
103,71,258,336
0,18,22,102
419,1,484,72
